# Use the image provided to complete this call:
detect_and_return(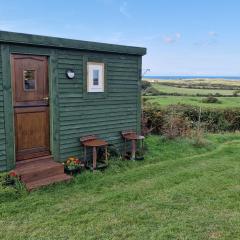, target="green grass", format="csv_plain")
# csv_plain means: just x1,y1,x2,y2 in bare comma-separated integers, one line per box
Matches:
152,83,236,96
1,133,240,239
144,95,240,109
